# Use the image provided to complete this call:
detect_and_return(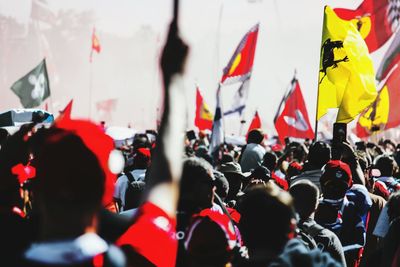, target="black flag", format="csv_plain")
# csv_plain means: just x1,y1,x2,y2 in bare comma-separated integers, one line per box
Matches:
11,59,50,108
